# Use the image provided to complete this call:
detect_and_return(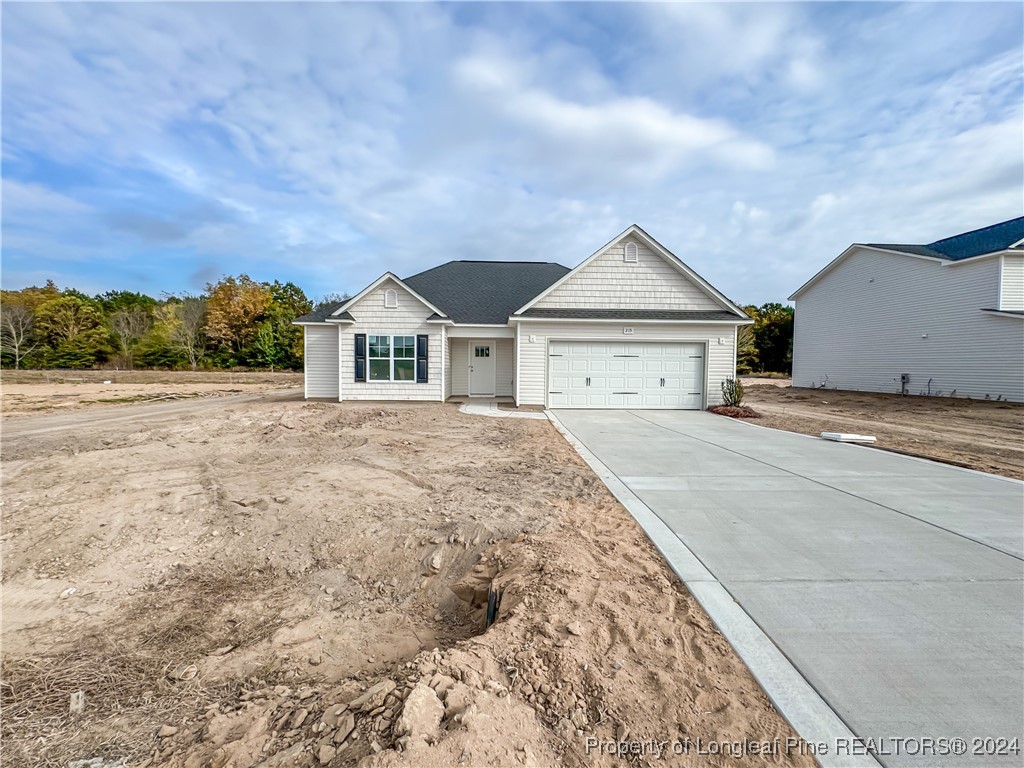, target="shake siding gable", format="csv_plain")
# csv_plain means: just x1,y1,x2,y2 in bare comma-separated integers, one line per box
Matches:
338,279,442,401
534,238,723,311
517,322,736,407
304,325,339,398
792,248,1024,402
